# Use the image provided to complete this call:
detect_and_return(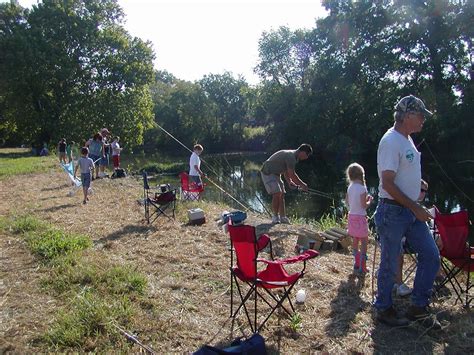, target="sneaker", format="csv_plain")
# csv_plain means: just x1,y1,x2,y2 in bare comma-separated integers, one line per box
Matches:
406,305,442,330
280,216,291,224
271,215,280,224
397,283,412,297
83,200,87,205
377,306,410,327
